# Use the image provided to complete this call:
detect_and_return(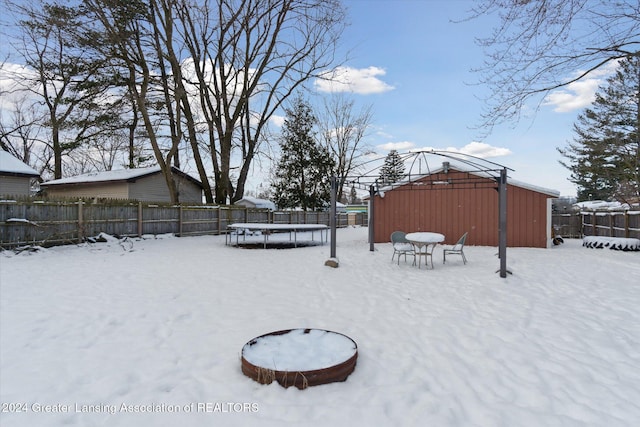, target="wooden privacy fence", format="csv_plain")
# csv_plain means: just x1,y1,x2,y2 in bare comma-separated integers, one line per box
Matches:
552,211,640,239
580,210,640,239
0,201,367,249
552,213,583,238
